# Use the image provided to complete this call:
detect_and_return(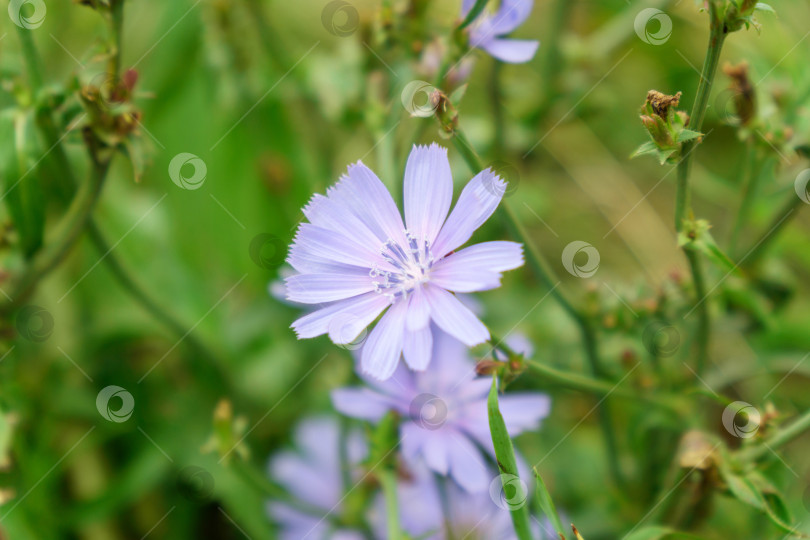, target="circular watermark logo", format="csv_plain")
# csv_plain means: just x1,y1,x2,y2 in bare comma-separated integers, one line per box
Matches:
82,72,127,110
634,8,672,45
328,313,368,350
169,153,207,190
712,88,745,124
489,474,528,511
15,305,54,343
177,466,215,503
561,241,600,278
8,0,46,29
484,161,520,198
96,385,135,423
321,0,359,37
722,401,761,439
249,233,286,269
409,393,448,430
401,80,440,118
794,169,810,204
642,322,680,358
